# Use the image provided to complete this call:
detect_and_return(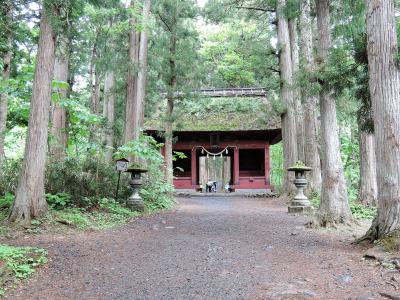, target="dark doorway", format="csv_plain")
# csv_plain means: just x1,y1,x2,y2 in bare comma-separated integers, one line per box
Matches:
173,150,191,177
239,149,265,176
